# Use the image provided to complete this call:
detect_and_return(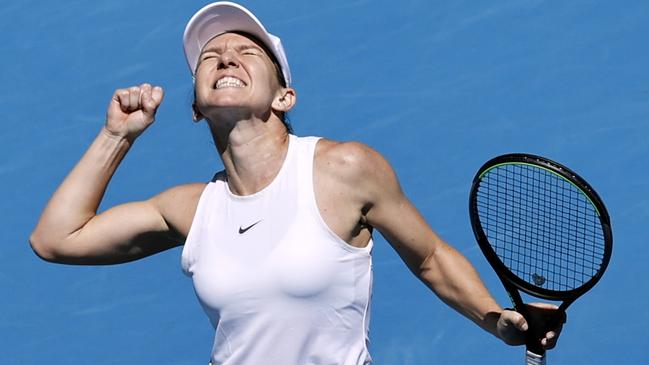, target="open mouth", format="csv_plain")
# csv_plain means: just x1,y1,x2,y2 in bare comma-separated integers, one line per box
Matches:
214,76,247,89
